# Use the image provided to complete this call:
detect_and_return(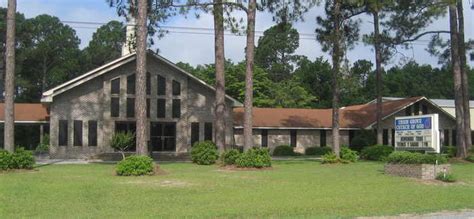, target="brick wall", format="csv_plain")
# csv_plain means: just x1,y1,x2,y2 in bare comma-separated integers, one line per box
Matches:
384,164,451,180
